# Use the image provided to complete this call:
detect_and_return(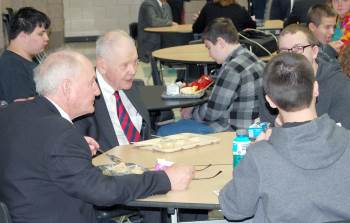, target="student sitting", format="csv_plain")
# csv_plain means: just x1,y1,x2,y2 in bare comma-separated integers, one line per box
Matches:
220,52,350,223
